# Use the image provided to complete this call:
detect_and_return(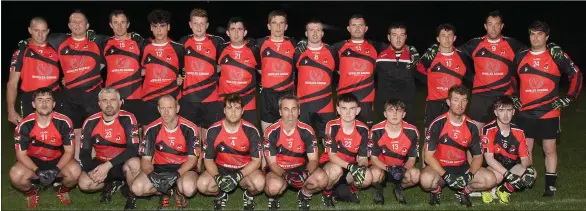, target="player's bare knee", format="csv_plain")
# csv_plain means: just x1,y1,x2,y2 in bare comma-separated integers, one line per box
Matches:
131,179,147,196
78,174,95,191
419,171,436,190
266,178,285,196
9,165,28,184
408,168,421,184
180,180,197,197
325,164,343,180
370,167,384,184
124,158,141,173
